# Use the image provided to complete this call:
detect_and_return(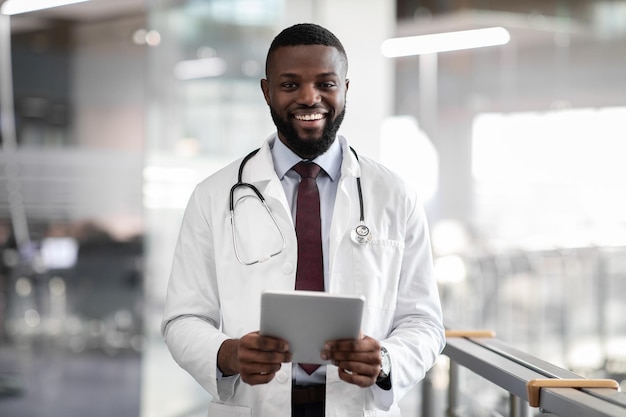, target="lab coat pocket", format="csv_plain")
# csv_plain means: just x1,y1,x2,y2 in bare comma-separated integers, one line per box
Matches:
352,238,404,309
348,238,404,339
207,402,250,417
